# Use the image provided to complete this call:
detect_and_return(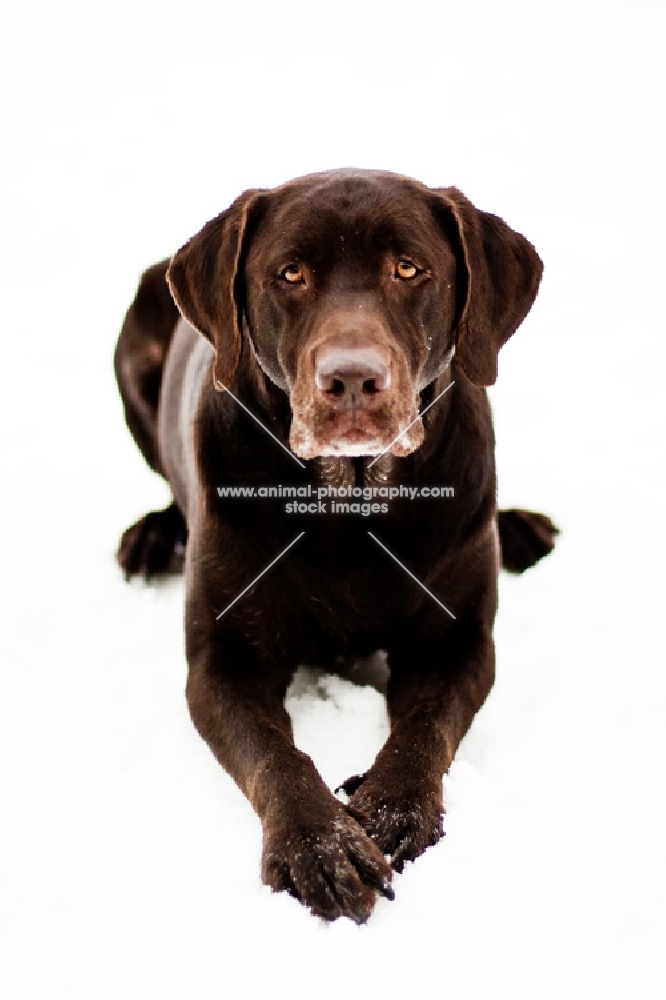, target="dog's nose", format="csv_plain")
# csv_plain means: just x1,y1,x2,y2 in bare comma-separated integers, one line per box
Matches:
315,347,390,407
